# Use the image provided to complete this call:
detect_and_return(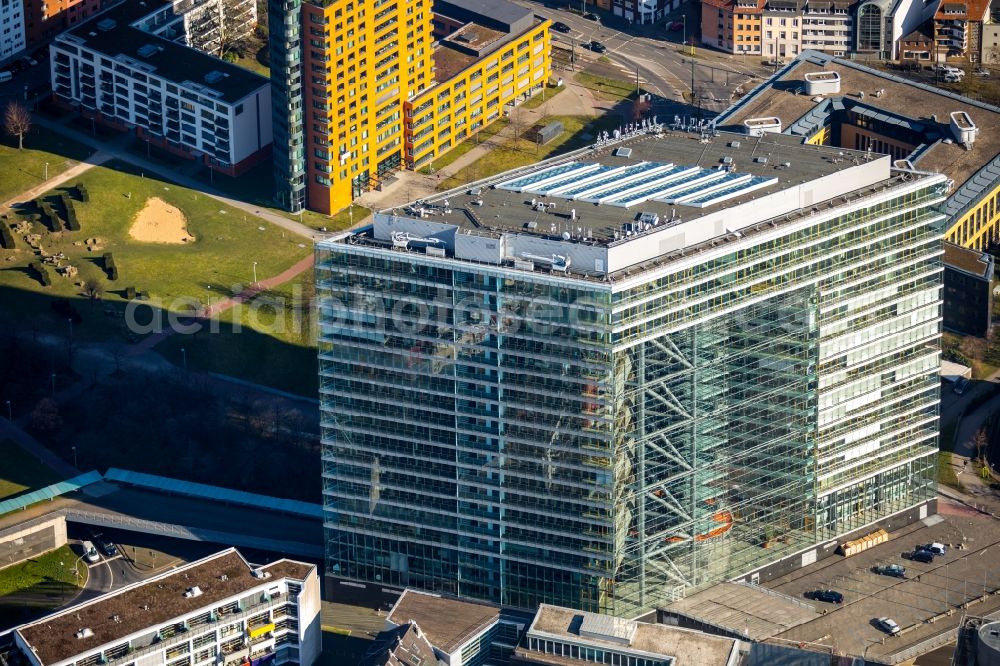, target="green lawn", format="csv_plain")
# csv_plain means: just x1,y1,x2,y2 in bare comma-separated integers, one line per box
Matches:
438,114,621,191
573,72,642,102
0,544,87,627
0,160,311,344
231,54,271,78
0,127,95,203
0,440,62,500
157,268,318,397
0,544,87,597
430,119,510,173
938,451,962,490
